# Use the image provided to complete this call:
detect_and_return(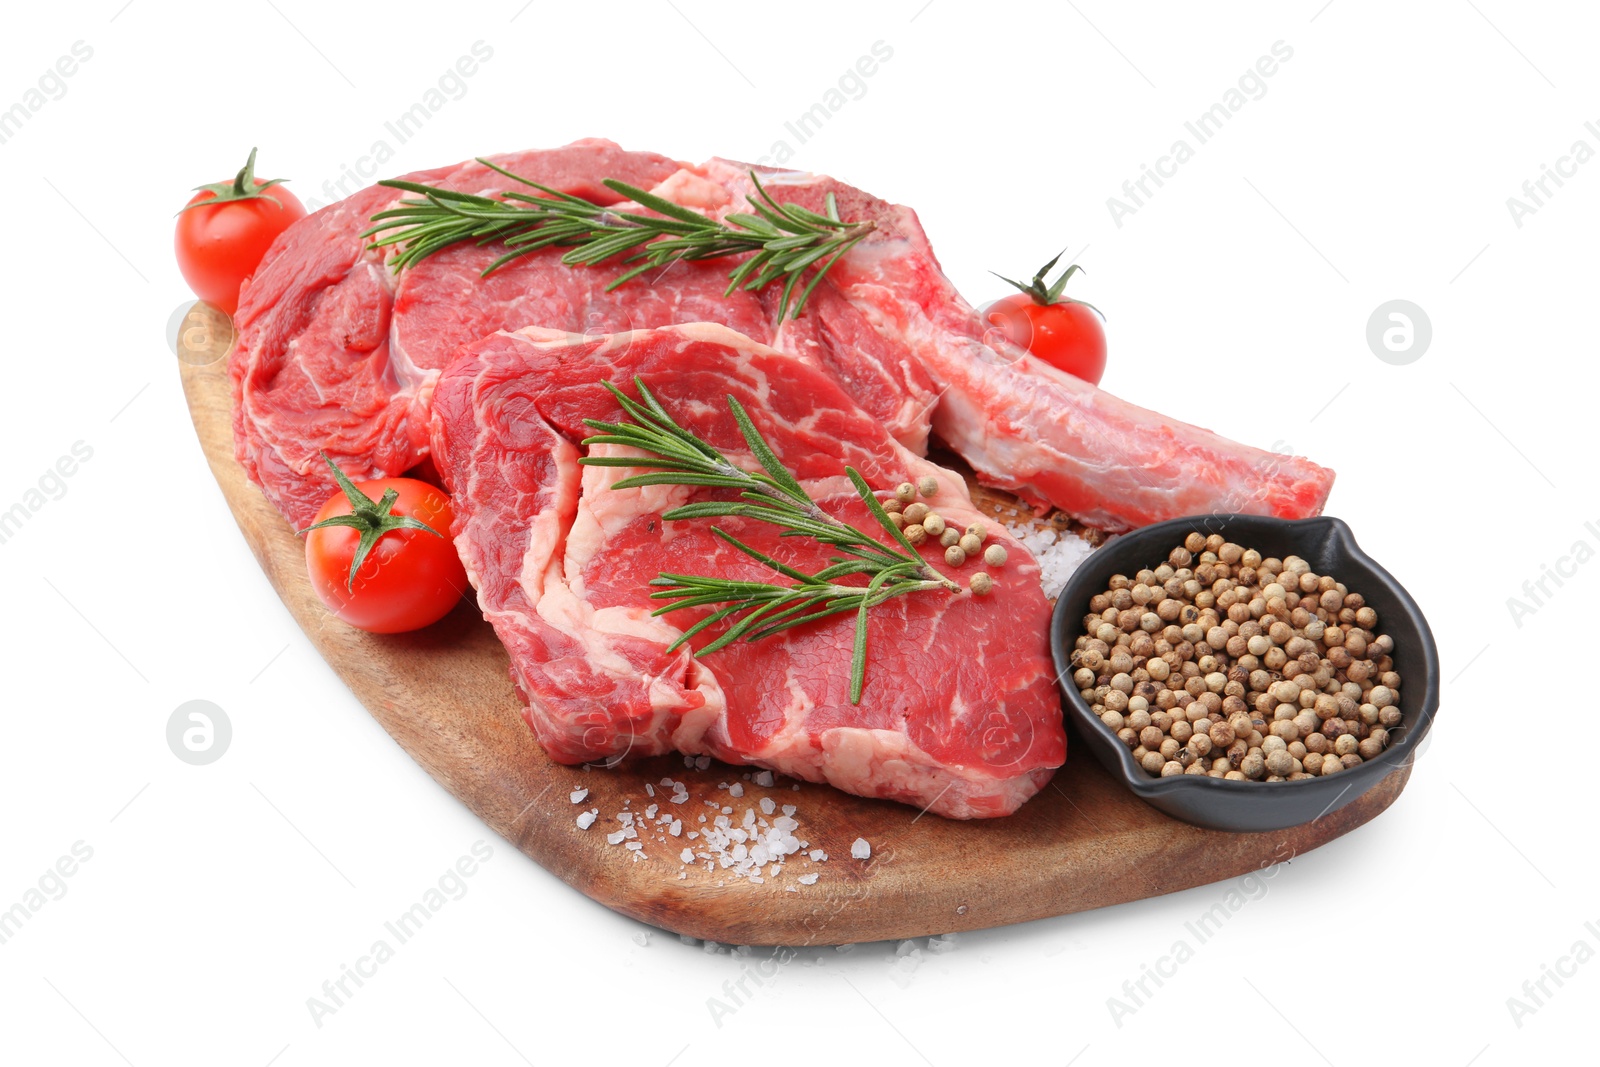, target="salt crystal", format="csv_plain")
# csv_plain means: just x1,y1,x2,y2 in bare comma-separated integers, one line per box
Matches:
895,940,918,958
729,783,744,798
645,784,655,797
680,848,694,864
1003,521,1094,599
670,820,682,836
927,934,959,954
754,770,775,787
798,873,819,885
606,830,627,845
759,797,776,816
809,849,827,862
569,788,589,804
633,931,651,946
781,805,797,817
695,755,711,770
625,841,643,851
645,804,658,819
773,815,798,832
576,810,598,830
851,838,871,860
